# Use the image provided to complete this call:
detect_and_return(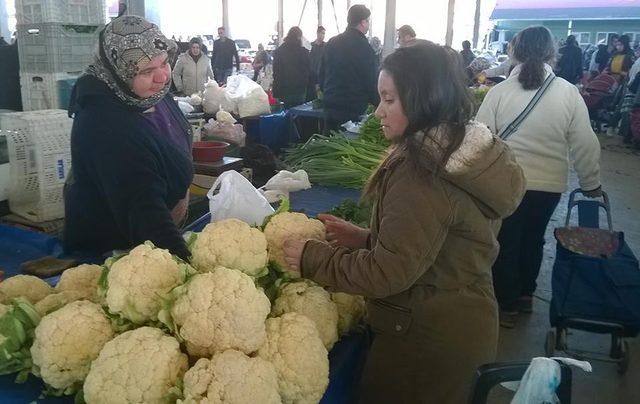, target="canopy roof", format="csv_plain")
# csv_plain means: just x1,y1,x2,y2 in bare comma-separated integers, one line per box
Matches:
491,0,640,20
